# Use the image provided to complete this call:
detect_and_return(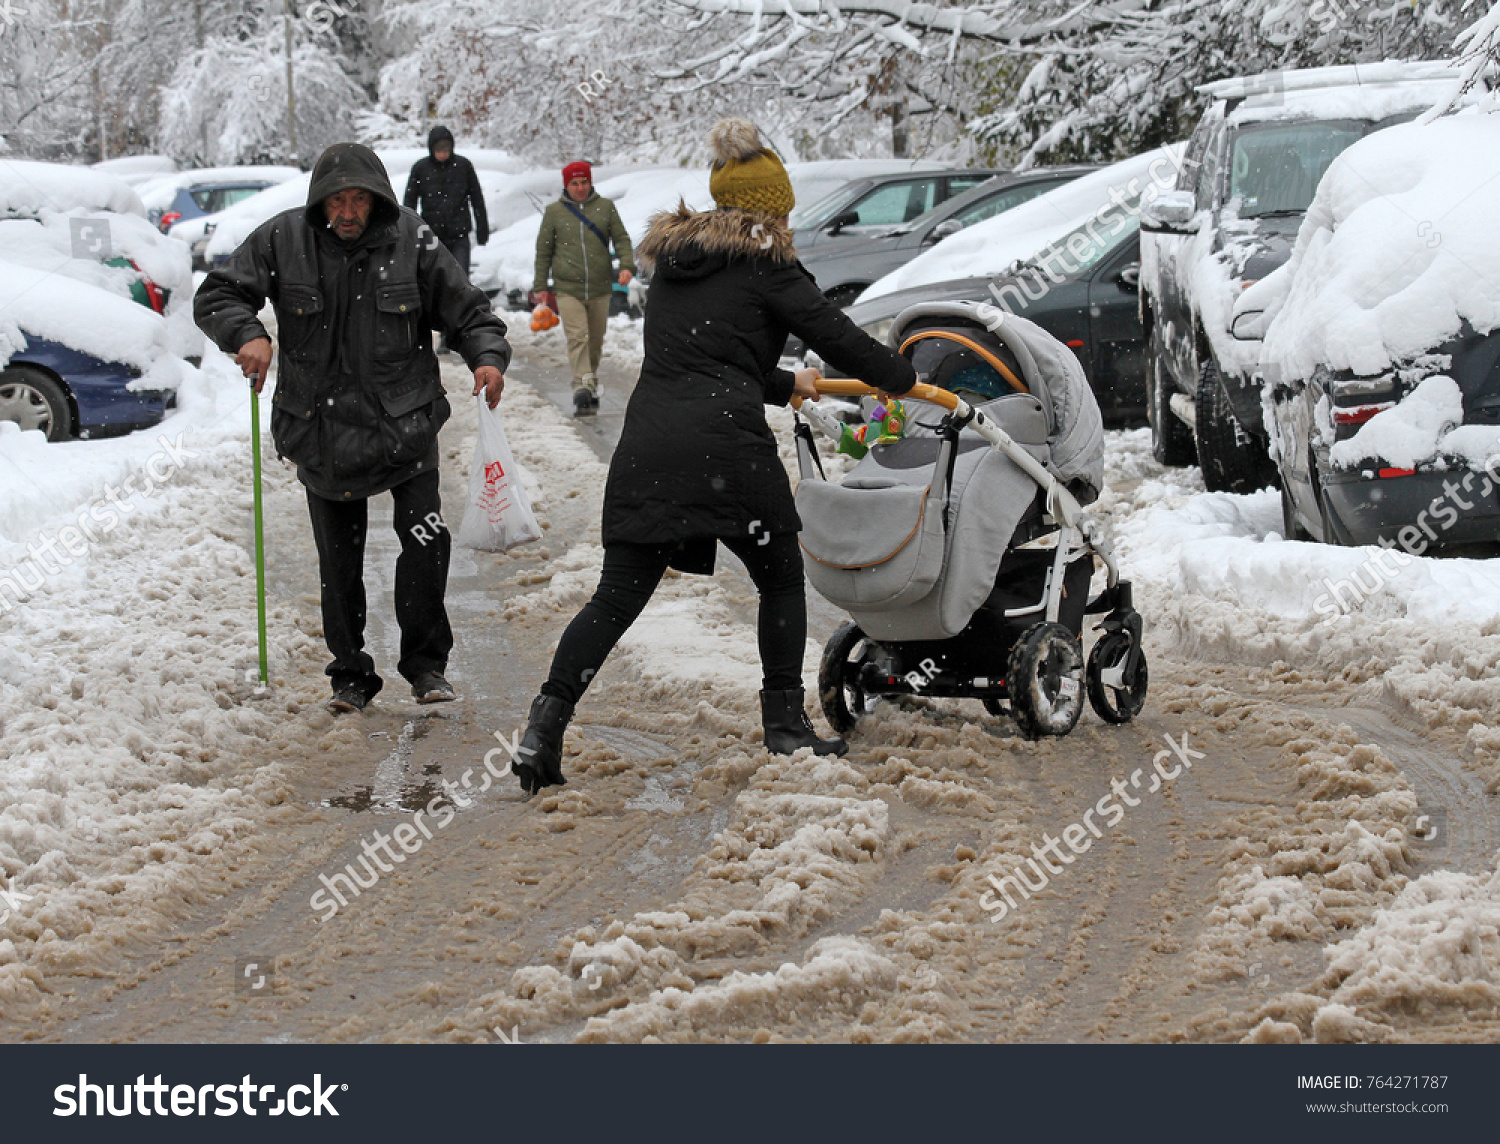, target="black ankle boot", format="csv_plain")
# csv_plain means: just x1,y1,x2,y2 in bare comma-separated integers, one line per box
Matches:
515,694,573,795
760,688,847,757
